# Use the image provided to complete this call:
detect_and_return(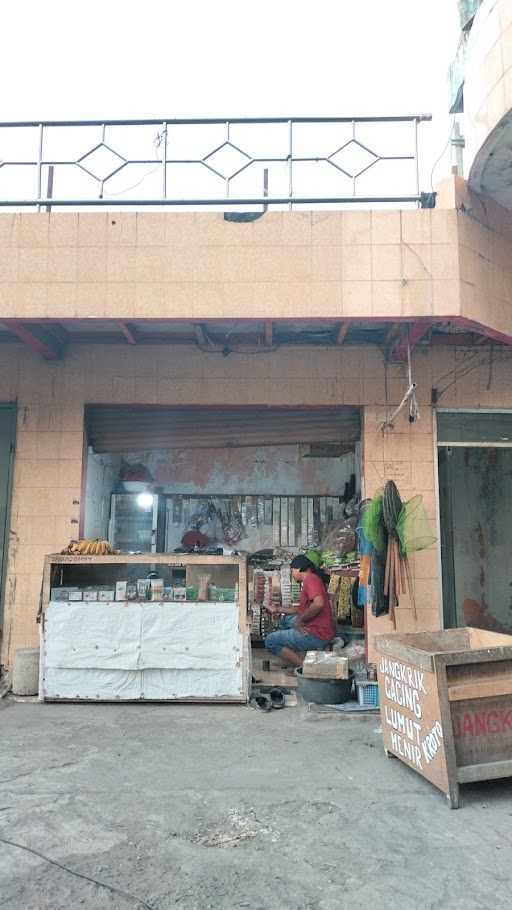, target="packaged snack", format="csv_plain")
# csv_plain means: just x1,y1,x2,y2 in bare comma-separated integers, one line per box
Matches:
98,589,115,602
137,579,150,600
50,587,79,601
197,574,211,602
150,578,164,600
